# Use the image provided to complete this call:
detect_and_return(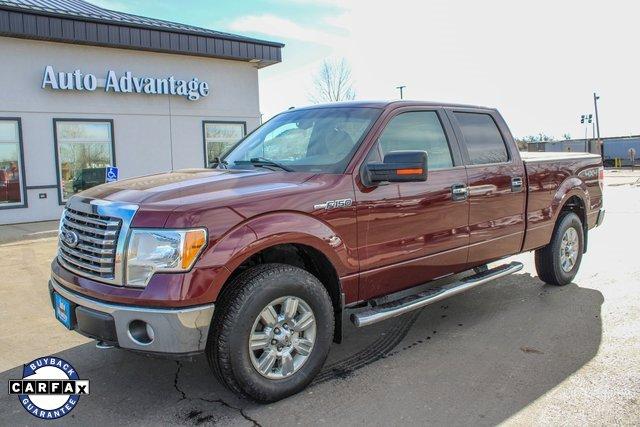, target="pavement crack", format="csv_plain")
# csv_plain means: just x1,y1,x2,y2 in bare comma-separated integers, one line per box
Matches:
174,361,260,426
174,361,187,400
197,397,261,427
174,308,419,424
